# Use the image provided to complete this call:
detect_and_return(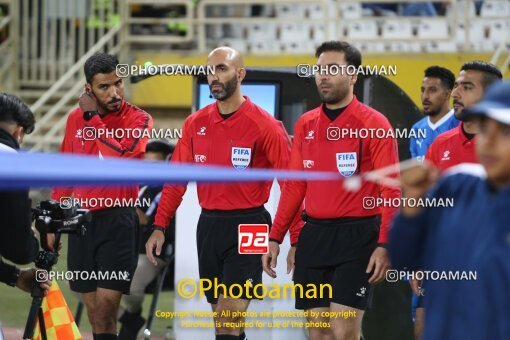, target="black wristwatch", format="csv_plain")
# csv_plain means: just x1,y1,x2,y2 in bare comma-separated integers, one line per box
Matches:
83,110,99,121
152,225,166,234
